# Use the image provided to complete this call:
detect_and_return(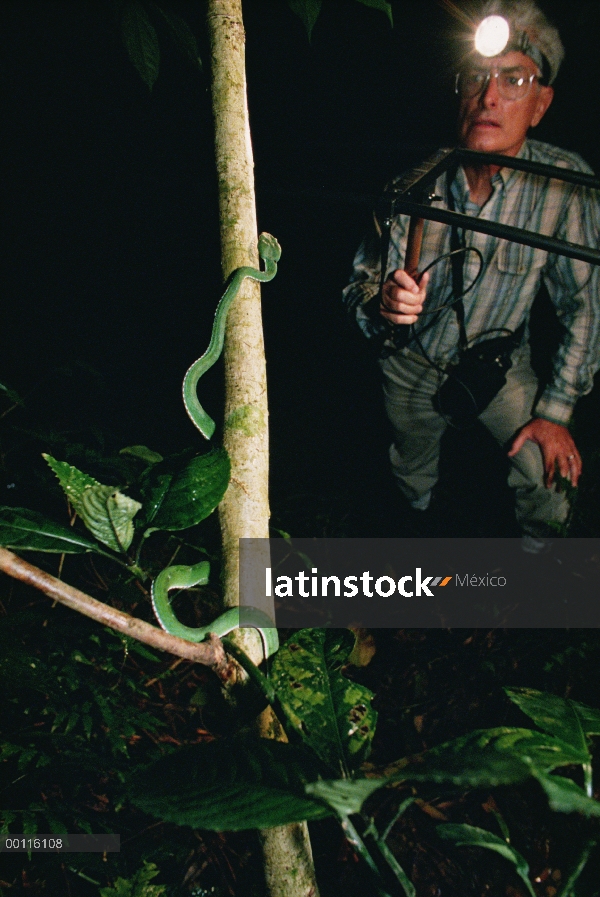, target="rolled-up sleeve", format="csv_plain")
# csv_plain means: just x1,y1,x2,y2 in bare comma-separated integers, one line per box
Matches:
342,226,385,338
